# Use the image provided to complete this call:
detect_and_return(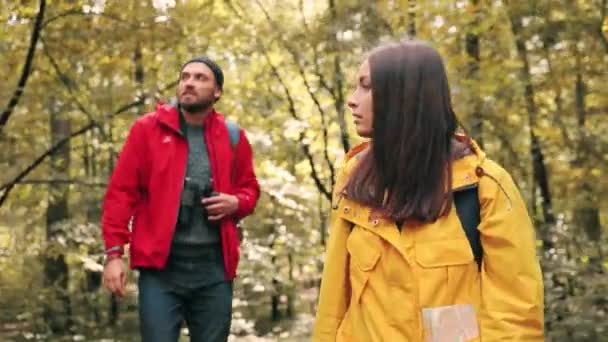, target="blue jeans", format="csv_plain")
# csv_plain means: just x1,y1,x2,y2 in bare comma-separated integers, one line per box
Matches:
138,270,232,342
